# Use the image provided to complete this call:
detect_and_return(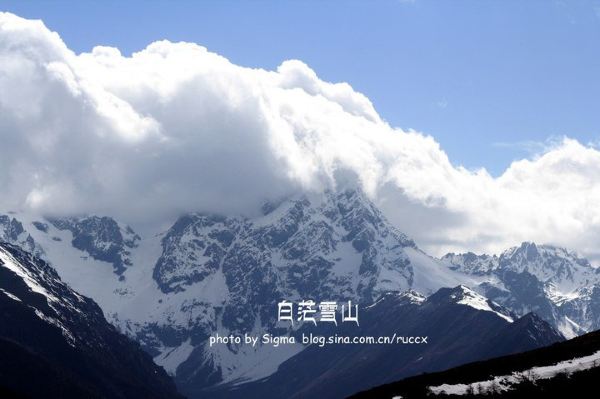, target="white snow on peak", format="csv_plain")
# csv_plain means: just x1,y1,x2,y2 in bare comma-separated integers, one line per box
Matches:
365,290,426,309
501,242,596,293
452,286,513,323
395,290,426,305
